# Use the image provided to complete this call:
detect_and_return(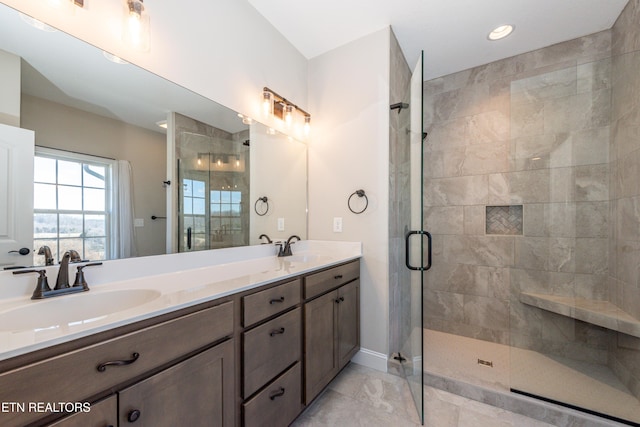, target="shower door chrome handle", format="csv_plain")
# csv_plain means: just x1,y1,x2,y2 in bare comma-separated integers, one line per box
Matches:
187,227,192,250
405,230,432,271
